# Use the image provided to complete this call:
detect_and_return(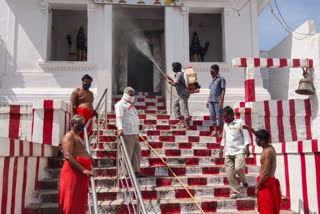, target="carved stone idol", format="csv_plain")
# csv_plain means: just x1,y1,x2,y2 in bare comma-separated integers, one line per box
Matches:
76,26,86,61
190,32,210,62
